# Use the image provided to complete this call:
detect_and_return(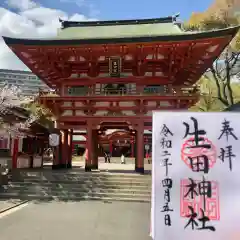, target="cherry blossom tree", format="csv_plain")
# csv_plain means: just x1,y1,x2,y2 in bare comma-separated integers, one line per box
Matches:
0,84,38,138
